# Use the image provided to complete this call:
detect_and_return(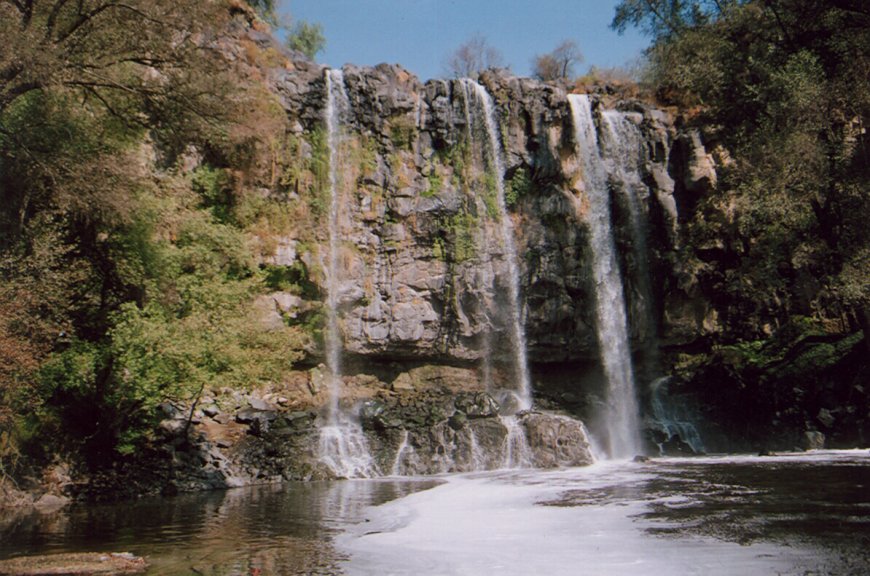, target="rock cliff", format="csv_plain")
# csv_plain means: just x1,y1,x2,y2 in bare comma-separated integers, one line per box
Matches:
268,62,716,369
